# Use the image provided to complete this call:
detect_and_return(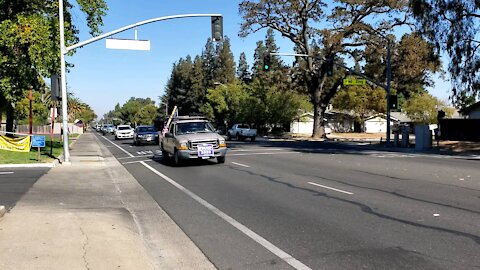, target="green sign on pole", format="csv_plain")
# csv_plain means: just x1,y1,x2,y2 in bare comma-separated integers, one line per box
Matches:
343,78,366,86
